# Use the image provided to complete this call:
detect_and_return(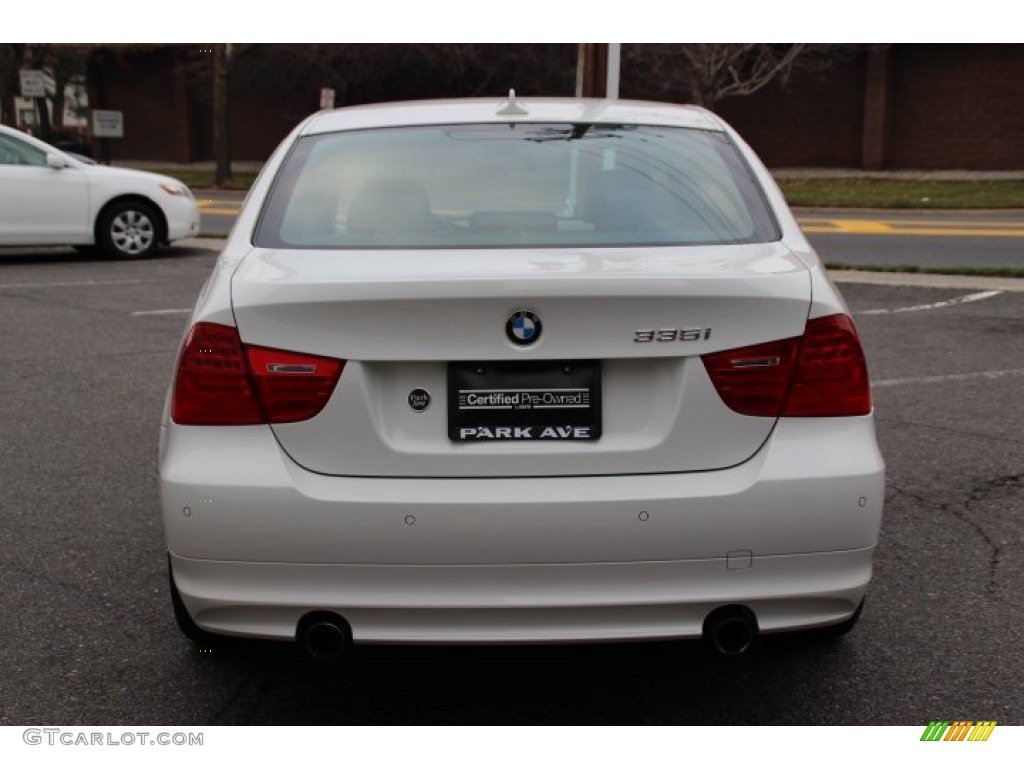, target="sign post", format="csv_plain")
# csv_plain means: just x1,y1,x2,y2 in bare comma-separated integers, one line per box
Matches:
91,109,123,164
